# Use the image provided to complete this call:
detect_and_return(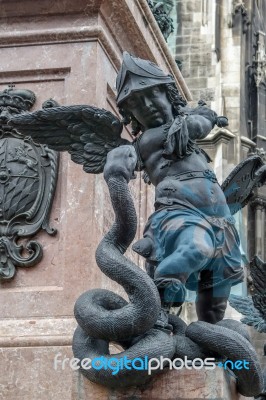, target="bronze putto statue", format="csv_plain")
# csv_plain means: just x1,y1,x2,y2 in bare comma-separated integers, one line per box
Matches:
9,52,265,395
